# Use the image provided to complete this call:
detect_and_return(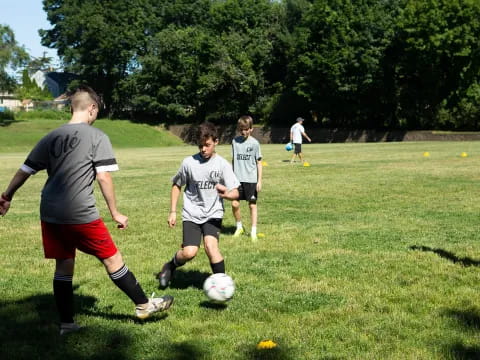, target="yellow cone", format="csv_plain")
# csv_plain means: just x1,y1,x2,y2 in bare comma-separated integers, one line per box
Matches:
423,152,430,157
262,161,268,166
257,233,265,238
461,152,468,158
257,340,277,350
303,162,310,167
